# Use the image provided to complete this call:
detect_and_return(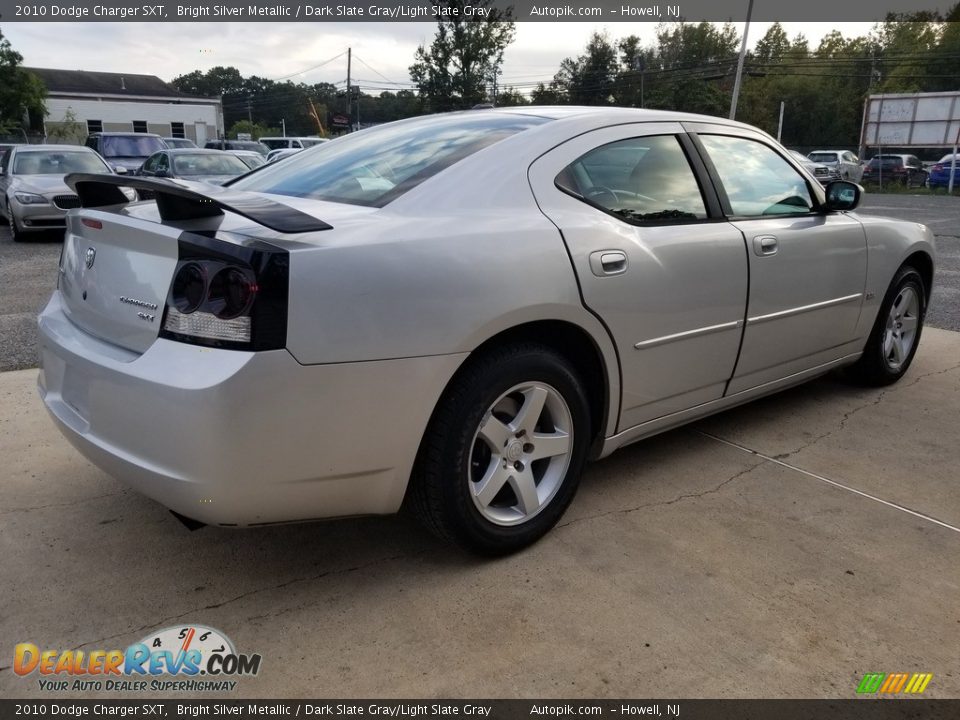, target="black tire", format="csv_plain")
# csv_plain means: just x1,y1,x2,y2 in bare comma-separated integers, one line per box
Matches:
6,199,24,242
408,343,591,555
846,266,926,386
